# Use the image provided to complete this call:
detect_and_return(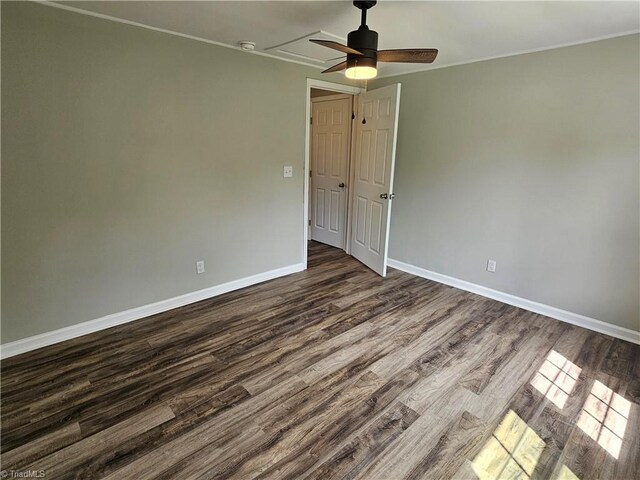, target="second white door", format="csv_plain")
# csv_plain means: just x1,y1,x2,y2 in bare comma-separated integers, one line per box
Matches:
350,83,401,277
310,96,352,249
